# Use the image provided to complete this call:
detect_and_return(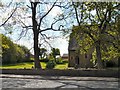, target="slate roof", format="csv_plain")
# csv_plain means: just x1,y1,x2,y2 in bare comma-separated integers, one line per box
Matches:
68,33,79,51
